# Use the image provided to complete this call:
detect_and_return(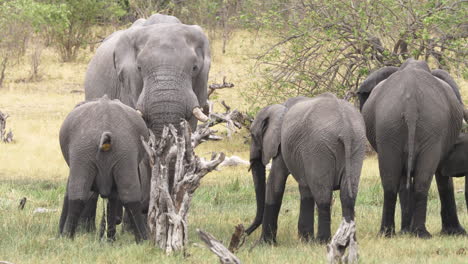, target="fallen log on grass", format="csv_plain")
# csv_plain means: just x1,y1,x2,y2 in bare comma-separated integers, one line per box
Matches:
143,121,225,254
197,229,241,264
